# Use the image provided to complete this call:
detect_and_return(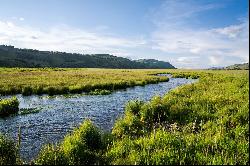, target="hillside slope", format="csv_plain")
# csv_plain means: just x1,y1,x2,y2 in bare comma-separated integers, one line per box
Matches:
225,62,249,70
0,45,175,69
